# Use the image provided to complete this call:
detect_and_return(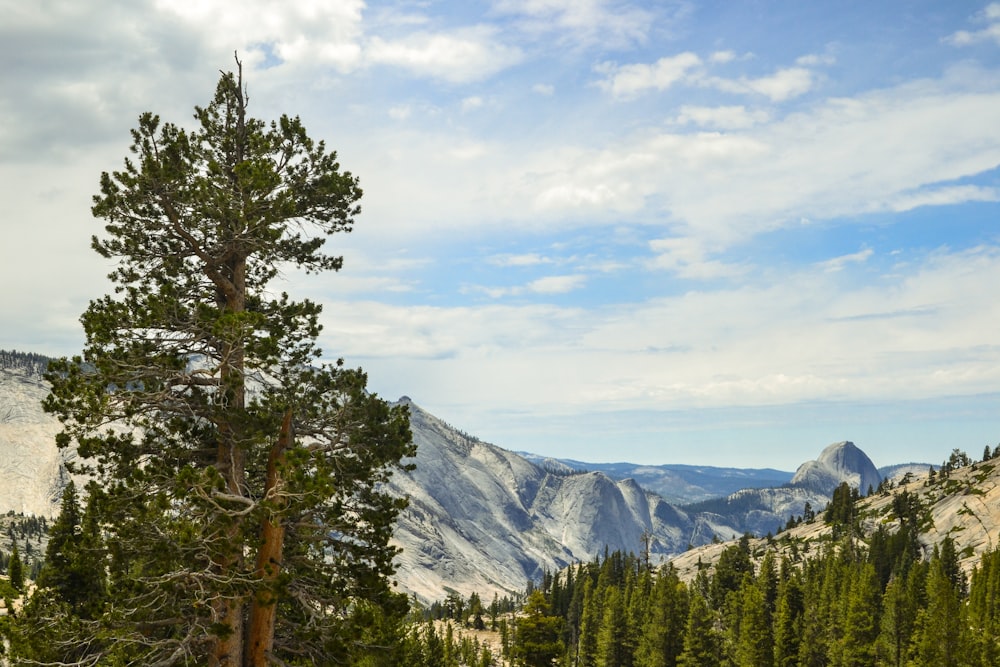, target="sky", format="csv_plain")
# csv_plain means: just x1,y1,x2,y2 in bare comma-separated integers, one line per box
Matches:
2,1,1000,471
